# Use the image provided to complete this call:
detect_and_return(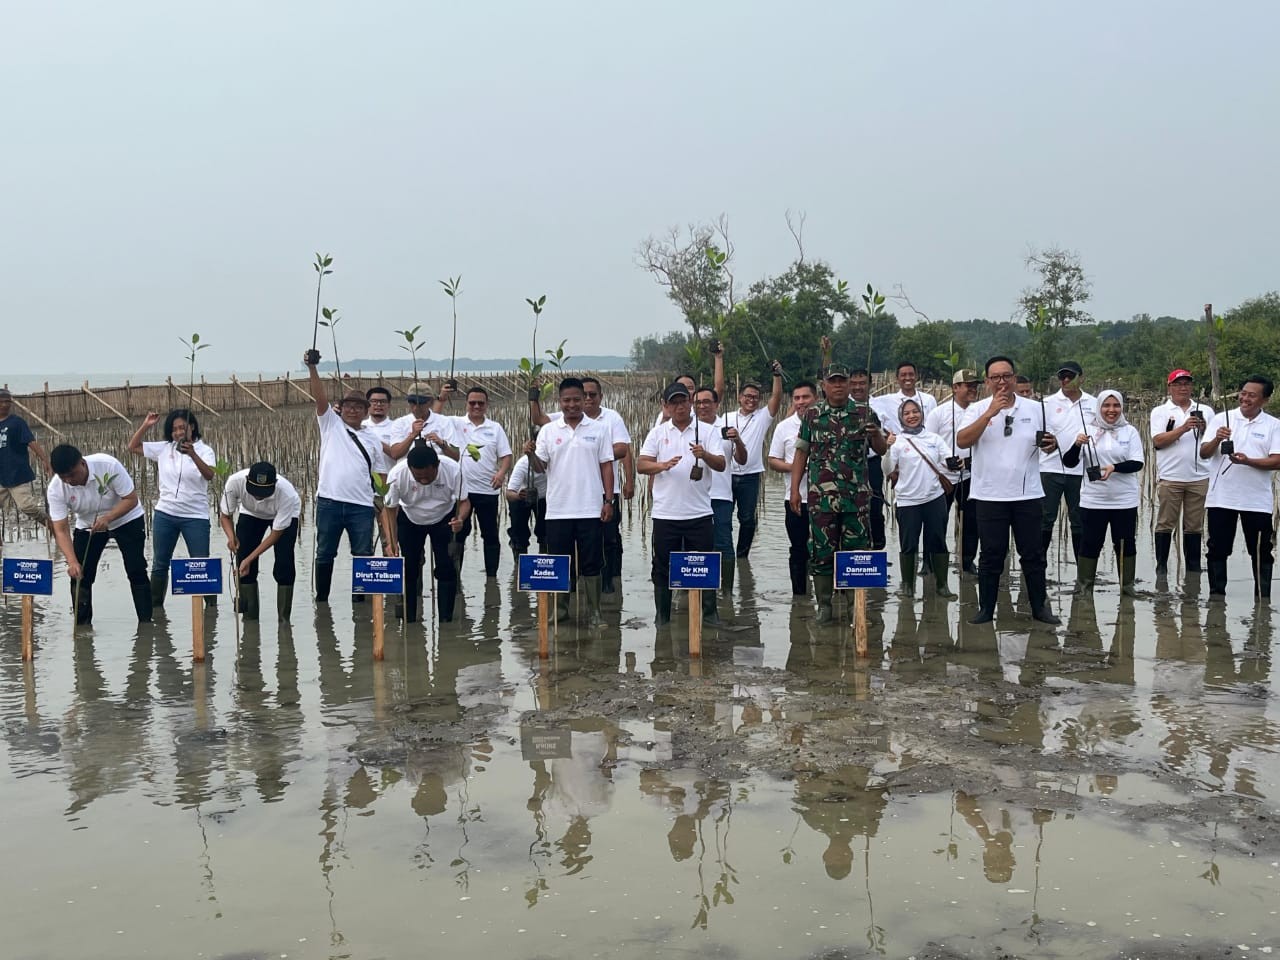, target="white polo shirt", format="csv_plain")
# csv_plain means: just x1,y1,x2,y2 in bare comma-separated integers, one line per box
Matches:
534,416,614,520
699,416,734,502
727,408,772,476
884,430,950,508
640,419,725,520
507,454,547,500
768,412,807,501
48,453,145,531
1205,409,1280,513
317,407,389,506
550,406,630,495
362,415,401,454
961,396,1046,502
142,439,216,519
1149,398,1209,483
925,398,973,483
1039,390,1097,475
220,470,302,529
392,410,457,461
385,457,465,527
451,416,513,497
1077,424,1144,510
